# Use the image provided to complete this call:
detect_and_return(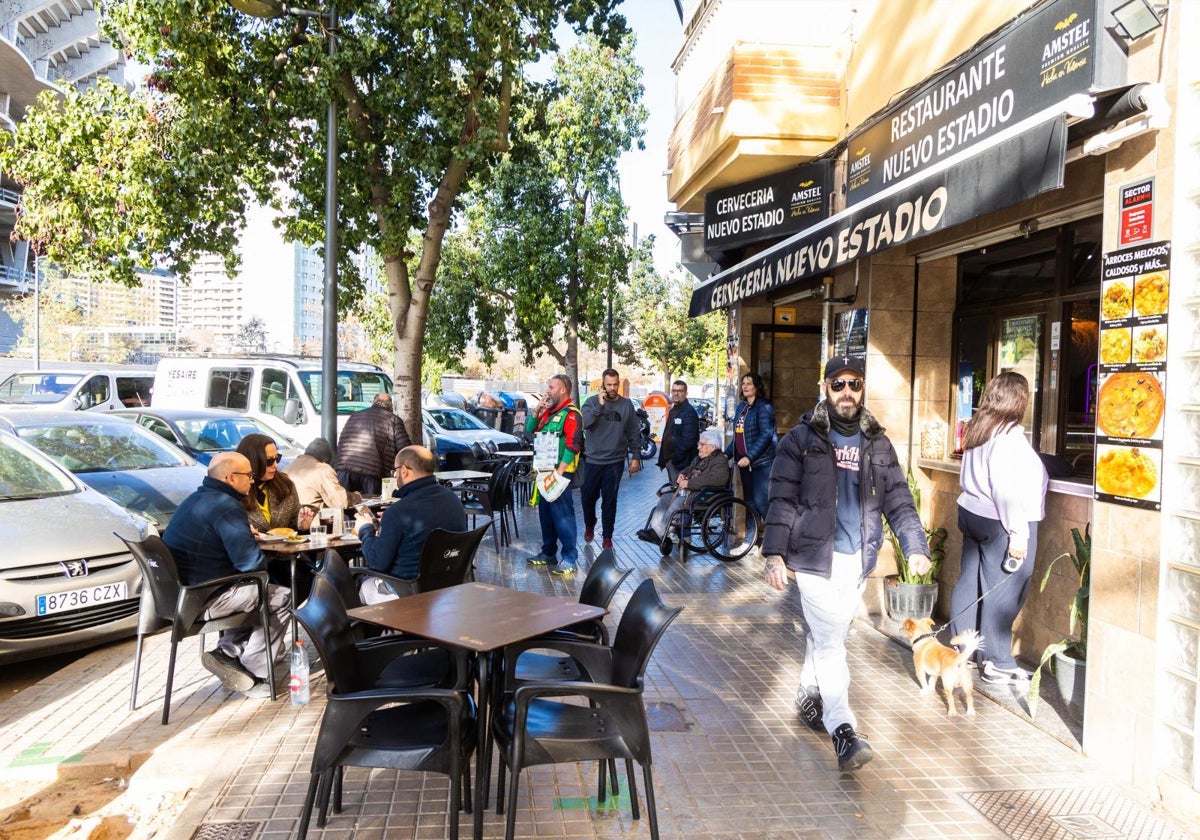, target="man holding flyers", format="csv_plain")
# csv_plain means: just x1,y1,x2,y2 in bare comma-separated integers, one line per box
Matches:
525,374,584,575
